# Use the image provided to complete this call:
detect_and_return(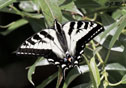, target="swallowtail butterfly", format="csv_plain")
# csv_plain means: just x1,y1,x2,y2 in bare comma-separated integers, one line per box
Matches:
16,20,104,76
